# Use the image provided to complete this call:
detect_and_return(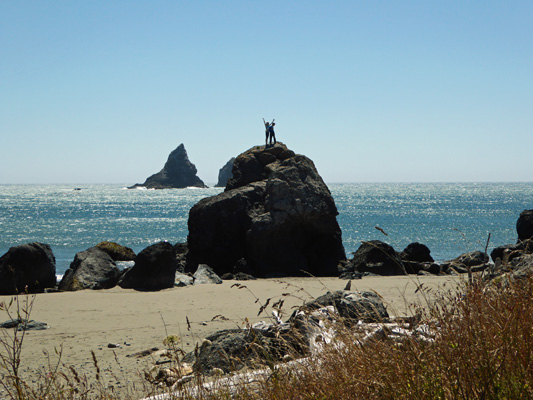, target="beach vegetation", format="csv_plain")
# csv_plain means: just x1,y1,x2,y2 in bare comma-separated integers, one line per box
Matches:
1,272,532,399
